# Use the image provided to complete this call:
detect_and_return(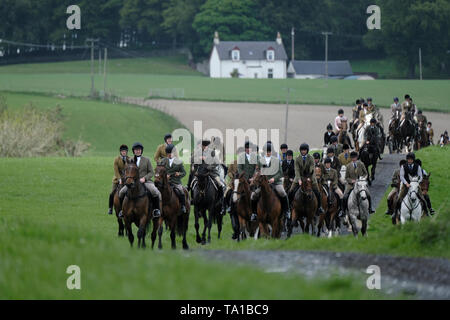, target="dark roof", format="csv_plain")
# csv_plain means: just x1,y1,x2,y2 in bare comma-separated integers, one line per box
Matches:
290,60,353,76
215,41,288,61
